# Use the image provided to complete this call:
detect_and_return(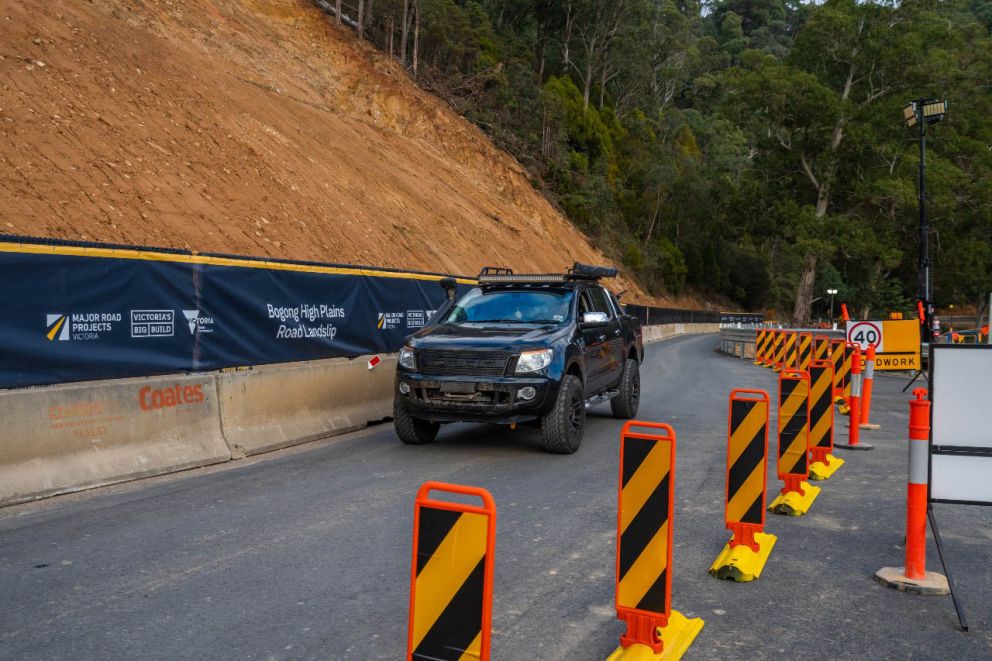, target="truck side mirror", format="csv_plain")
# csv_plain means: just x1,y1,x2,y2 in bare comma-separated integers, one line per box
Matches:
581,311,609,327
